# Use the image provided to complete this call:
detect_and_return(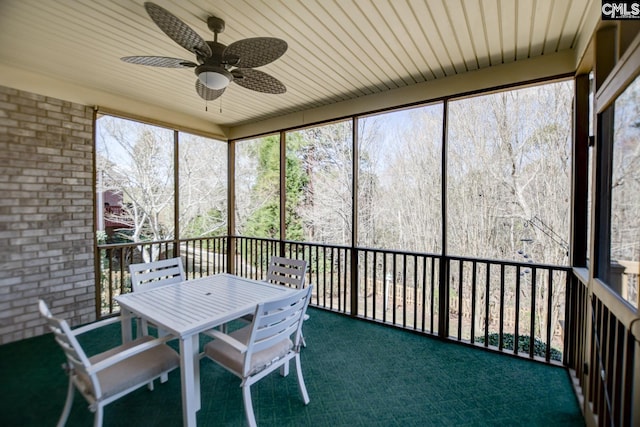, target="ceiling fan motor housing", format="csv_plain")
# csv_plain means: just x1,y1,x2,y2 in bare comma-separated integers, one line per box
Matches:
196,40,234,89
